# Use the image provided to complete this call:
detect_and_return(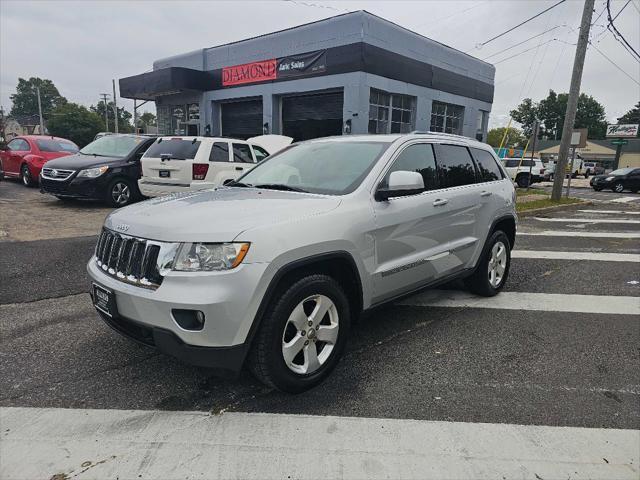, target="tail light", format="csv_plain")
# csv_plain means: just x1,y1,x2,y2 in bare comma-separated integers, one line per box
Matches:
192,163,209,180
